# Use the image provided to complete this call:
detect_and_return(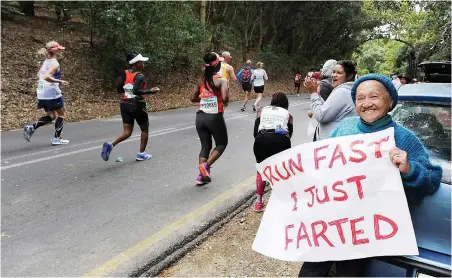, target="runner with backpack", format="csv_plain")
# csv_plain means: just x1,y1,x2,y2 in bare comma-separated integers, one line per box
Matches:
236,60,254,111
